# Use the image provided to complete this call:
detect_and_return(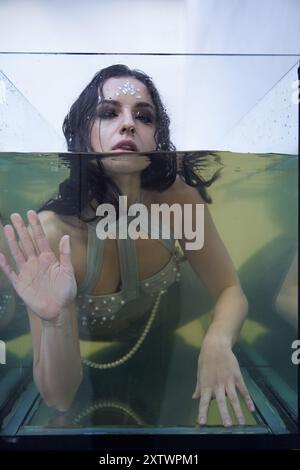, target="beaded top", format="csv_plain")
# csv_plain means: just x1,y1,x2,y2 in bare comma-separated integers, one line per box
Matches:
76,201,181,338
